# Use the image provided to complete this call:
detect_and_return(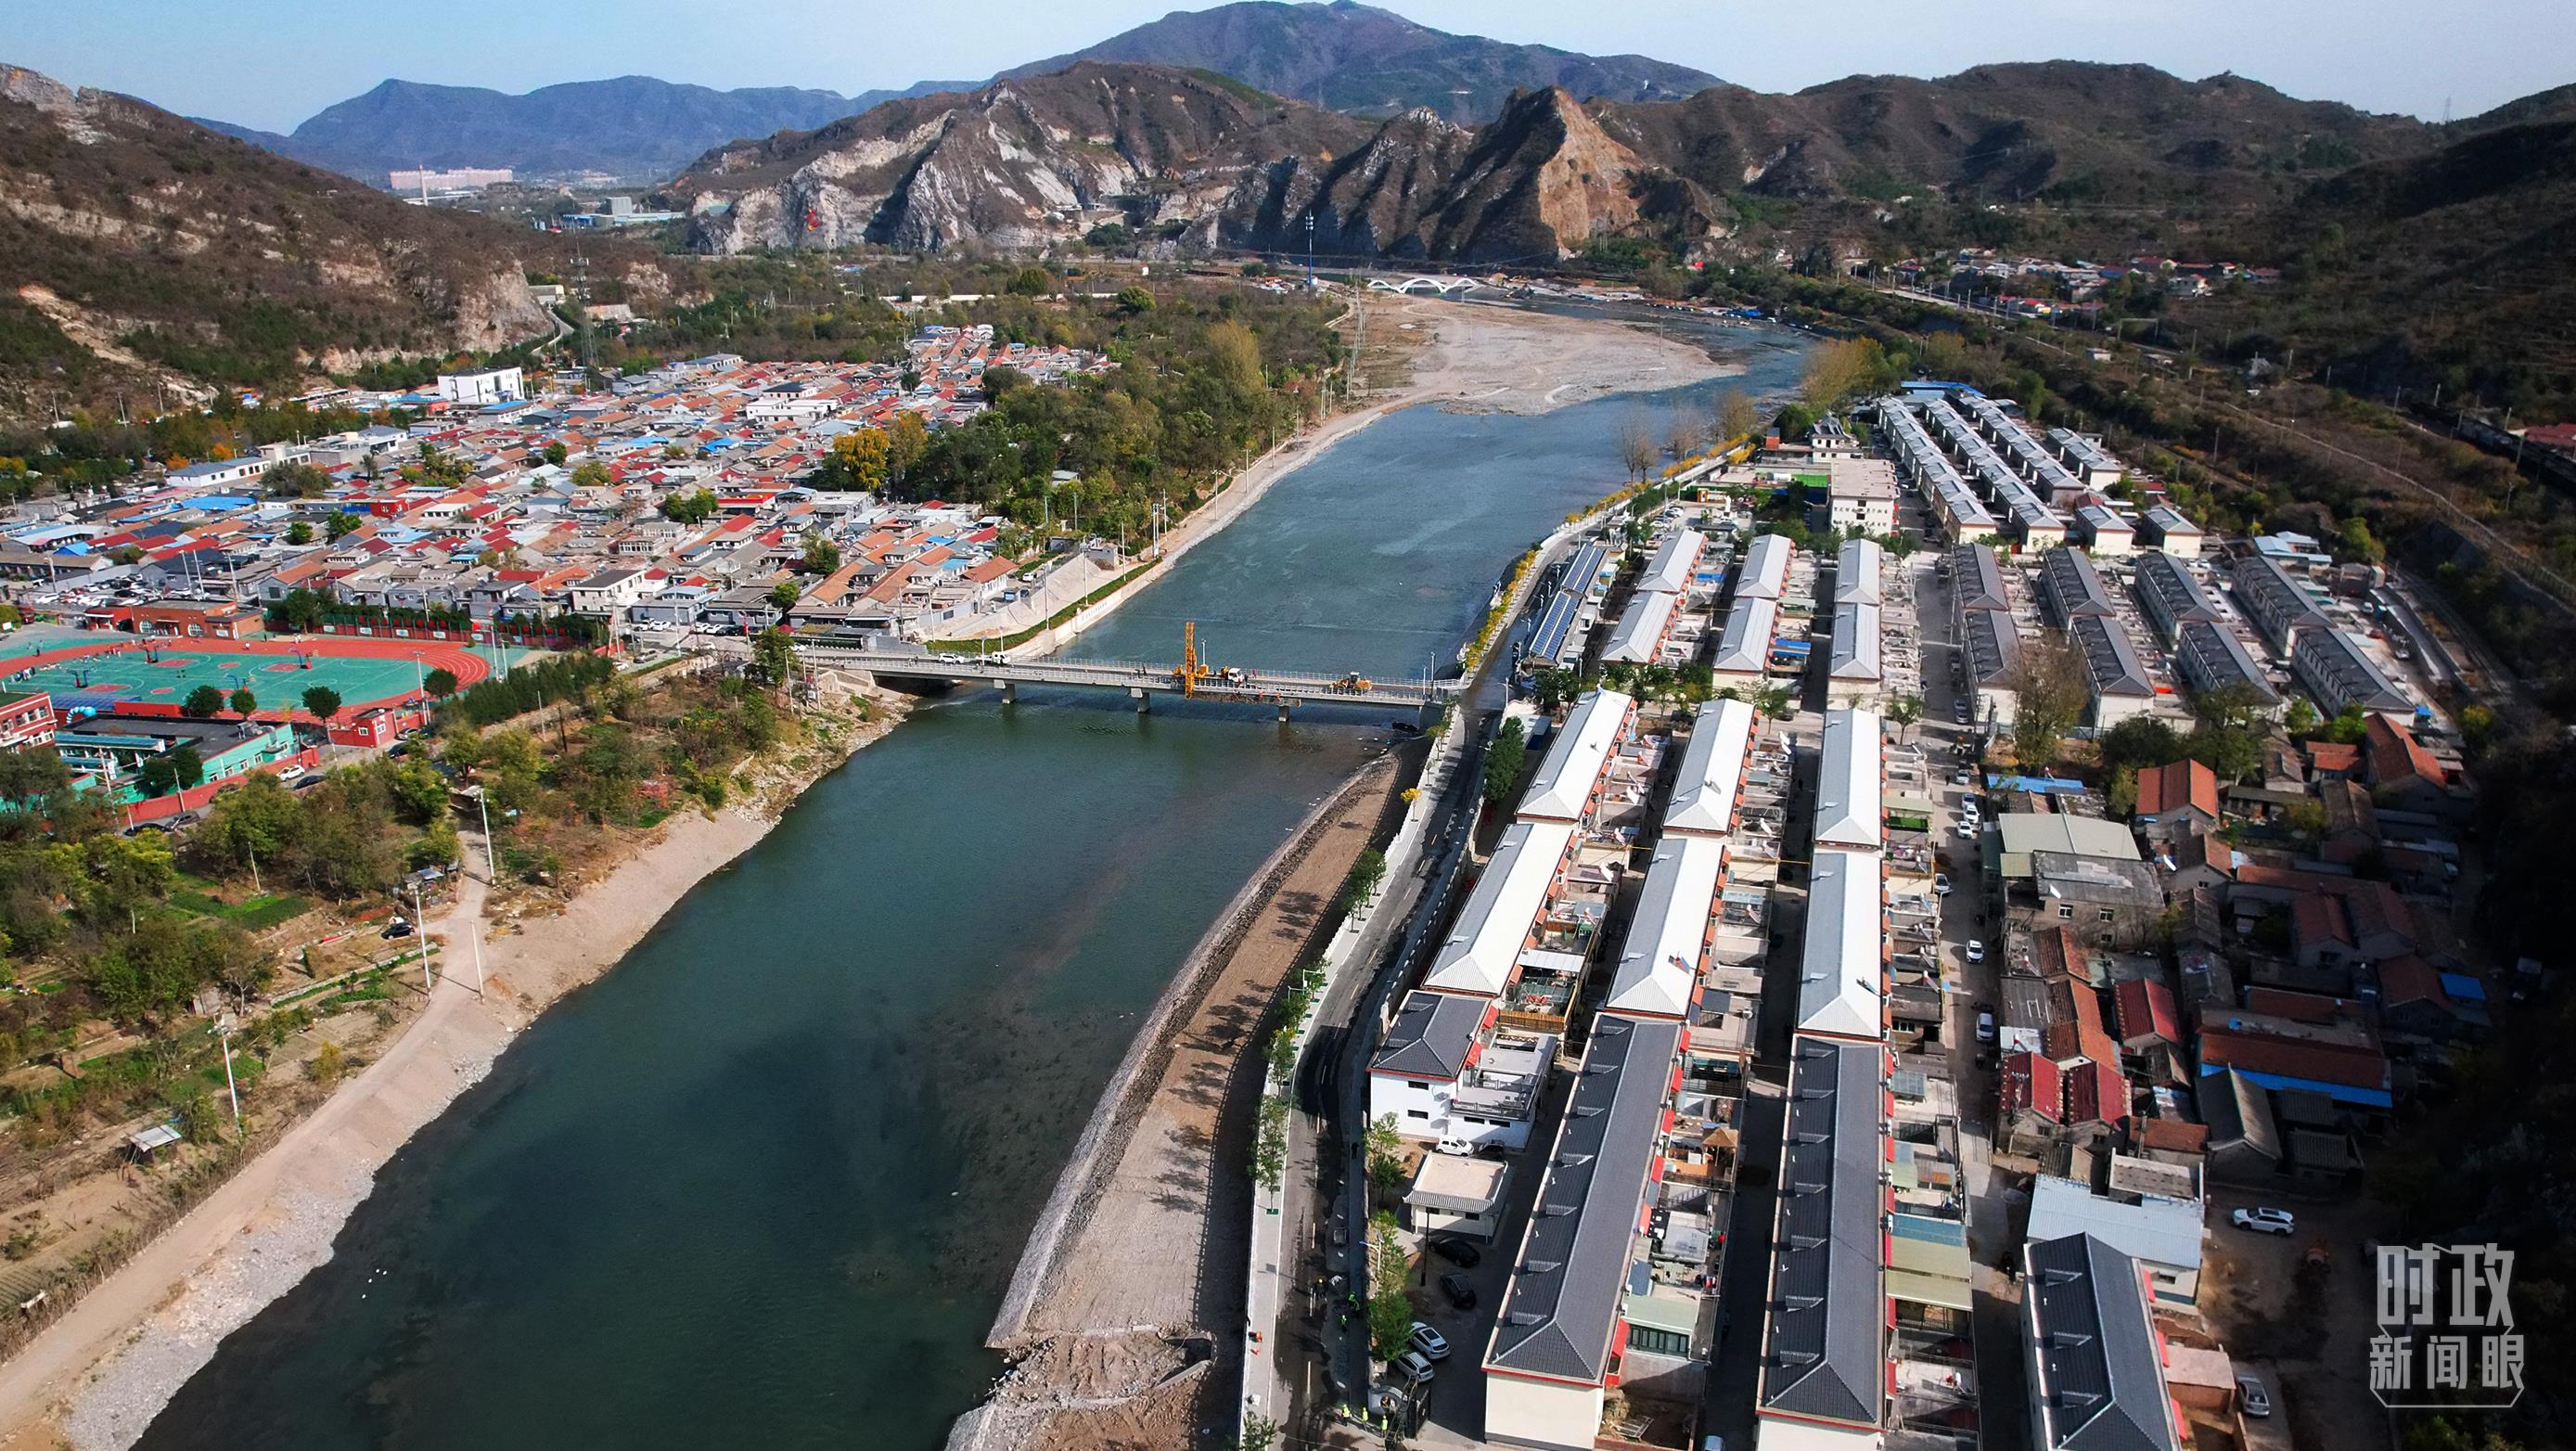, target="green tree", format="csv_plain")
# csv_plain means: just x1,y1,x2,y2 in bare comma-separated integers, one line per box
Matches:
750,628,796,689
423,667,459,699
767,579,803,613
285,520,314,546
2283,695,2320,738
262,460,330,497
1367,1211,1414,1359
1342,849,1388,913
801,532,842,575
570,459,612,490
659,489,719,524
885,412,929,484
2324,704,2370,745
227,687,256,717
542,442,569,467
1885,694,1924,741
325,511,360,540
1482,717,1528,805
137,745,205,797
1365,1113,1406,1190
301,686,341,722
1116,285,1156,314
182,685,226,719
